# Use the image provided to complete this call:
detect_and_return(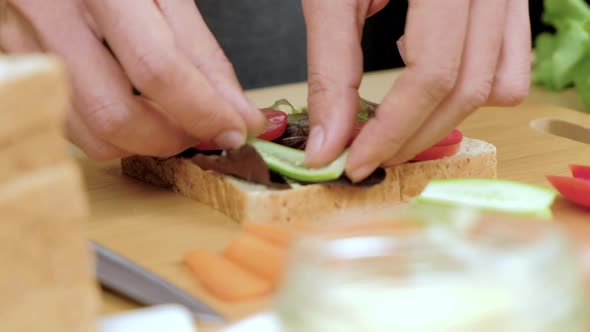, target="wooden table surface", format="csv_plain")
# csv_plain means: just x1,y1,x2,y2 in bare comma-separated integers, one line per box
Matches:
77,69,590,331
